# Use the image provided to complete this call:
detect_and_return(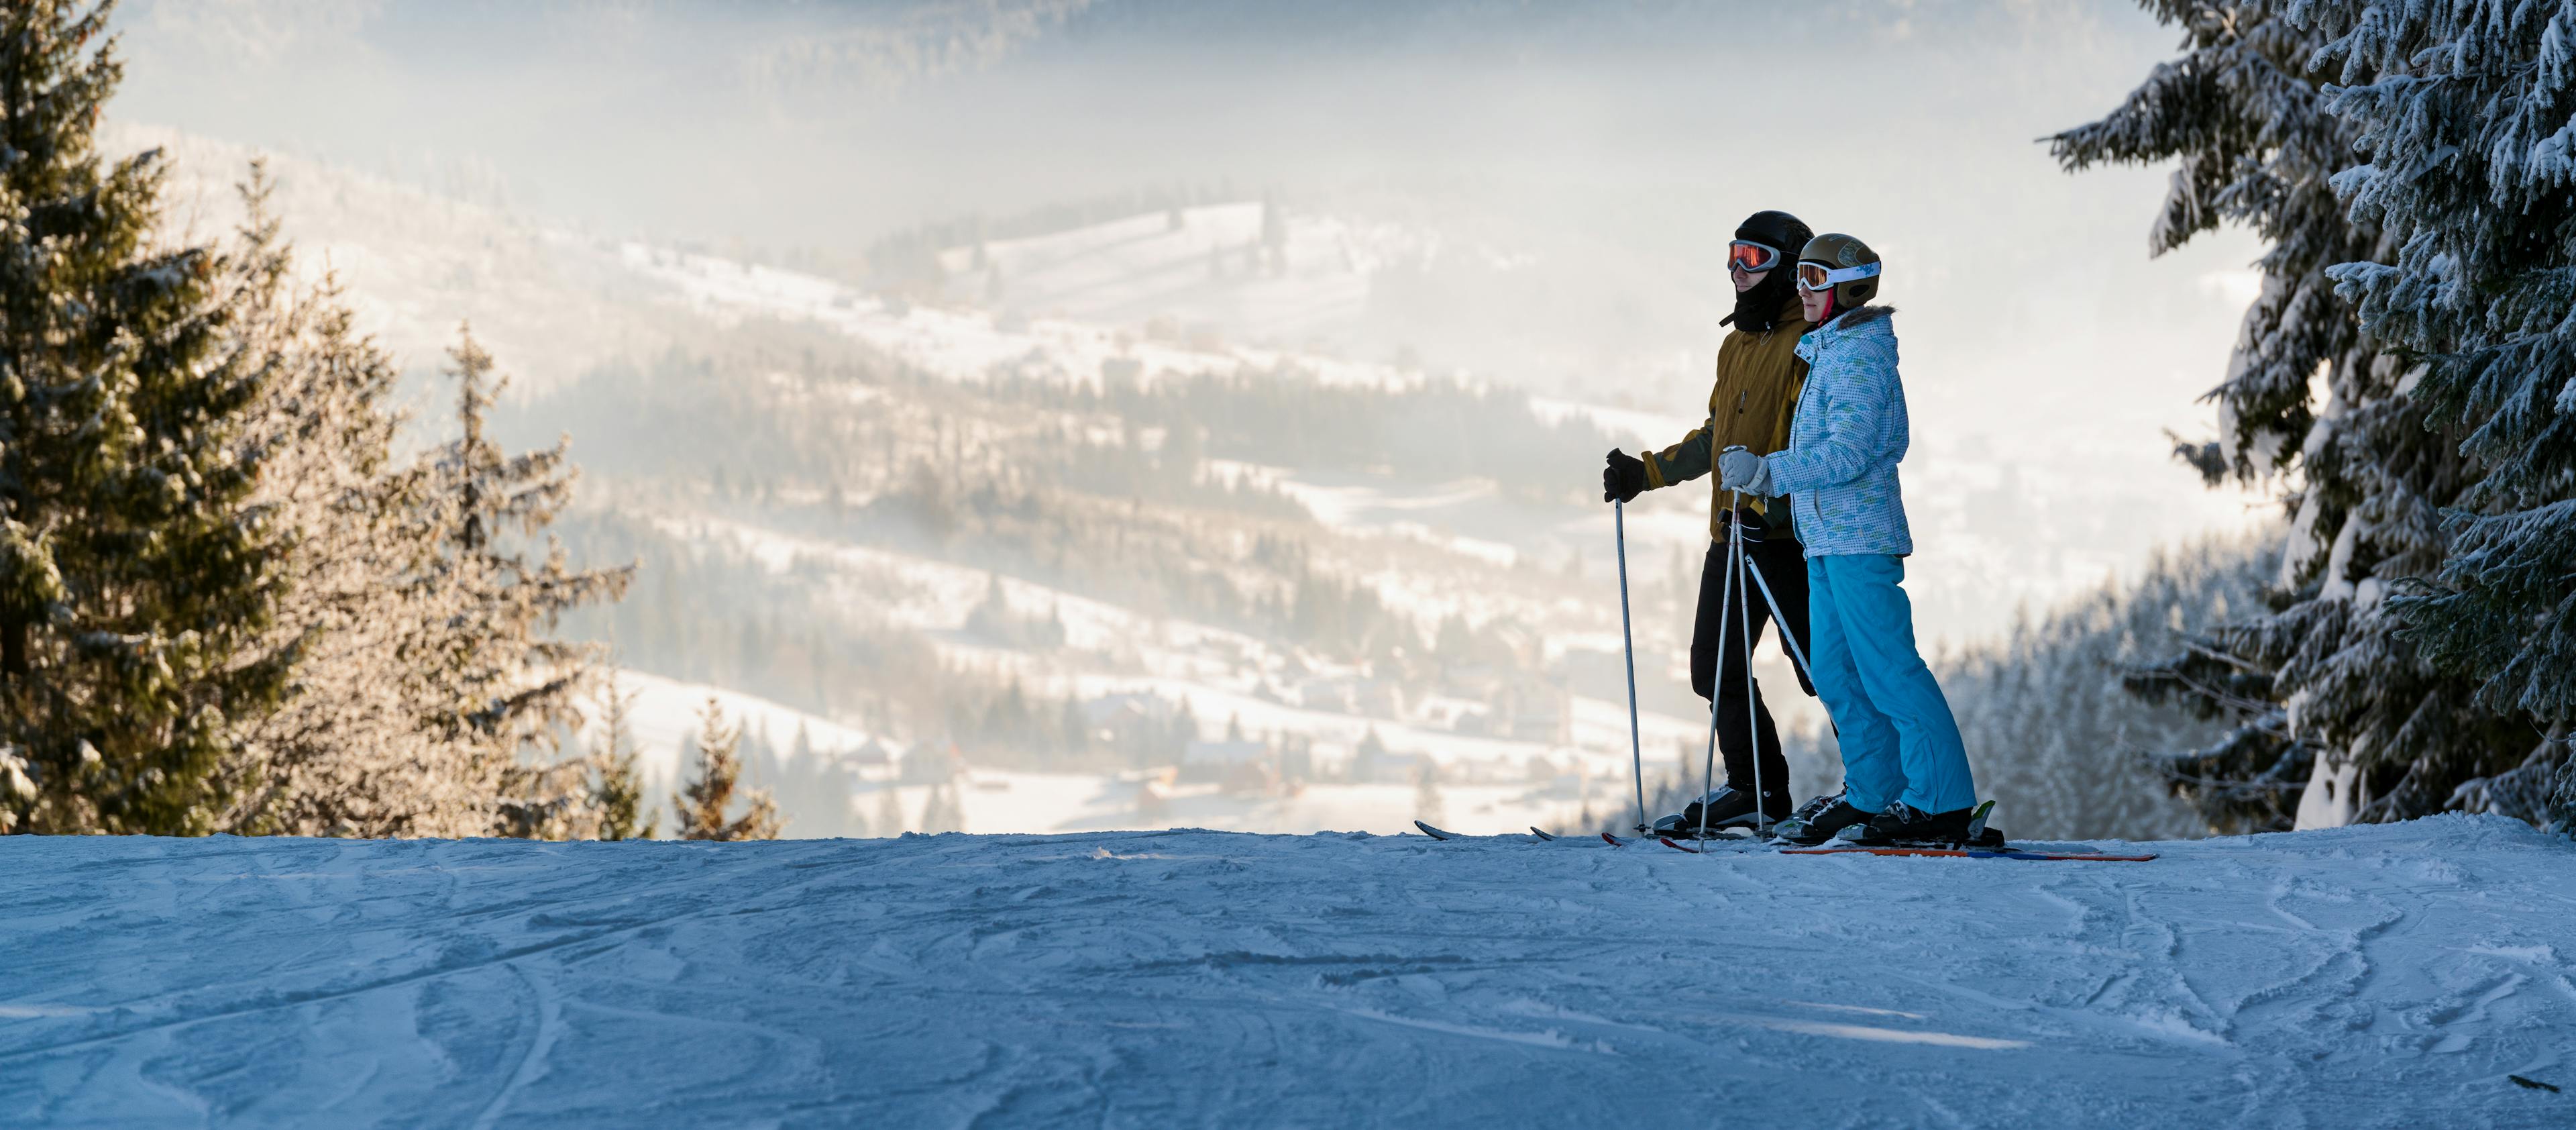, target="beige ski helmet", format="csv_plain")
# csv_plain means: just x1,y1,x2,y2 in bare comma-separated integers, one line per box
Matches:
1796,233,1882,308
